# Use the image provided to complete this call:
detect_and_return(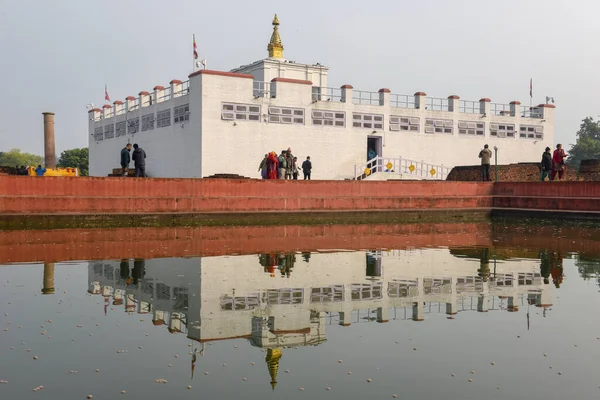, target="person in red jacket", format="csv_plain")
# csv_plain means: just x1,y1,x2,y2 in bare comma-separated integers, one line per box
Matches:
551,144,567,181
